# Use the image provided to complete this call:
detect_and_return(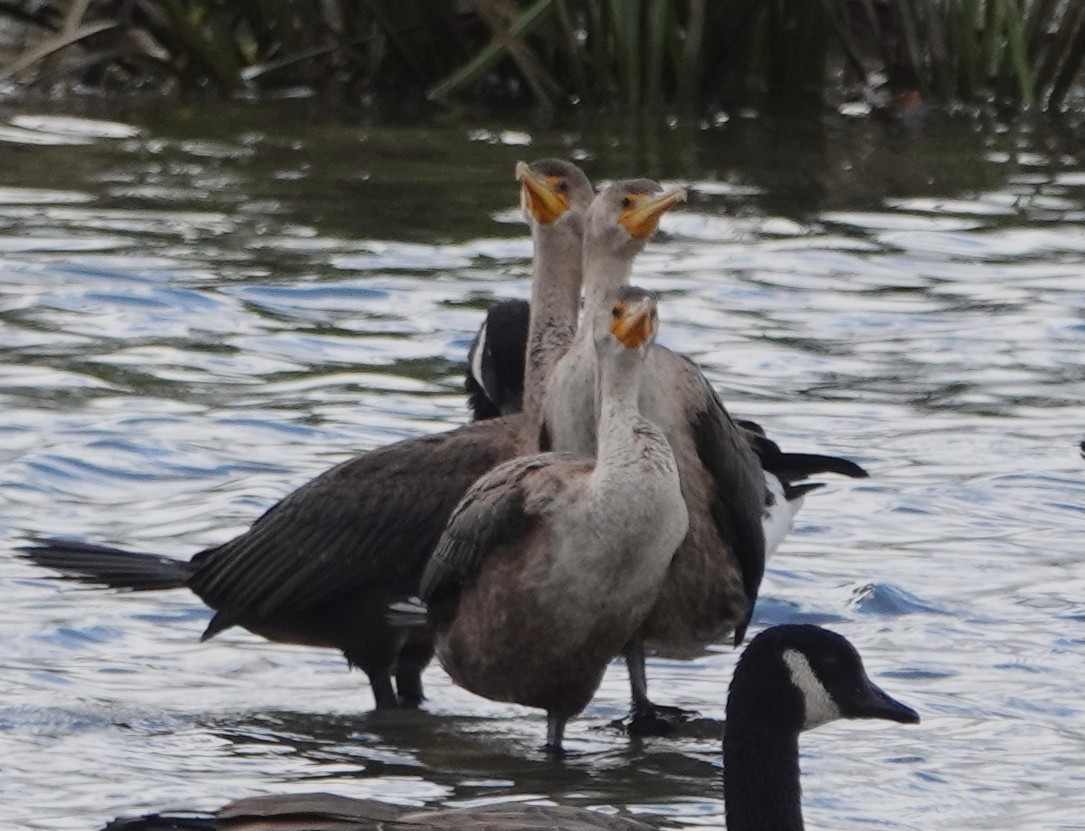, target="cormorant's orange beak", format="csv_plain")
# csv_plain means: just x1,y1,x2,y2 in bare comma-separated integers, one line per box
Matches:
610,298,656,348
517,161,569,225
618,187,686,239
